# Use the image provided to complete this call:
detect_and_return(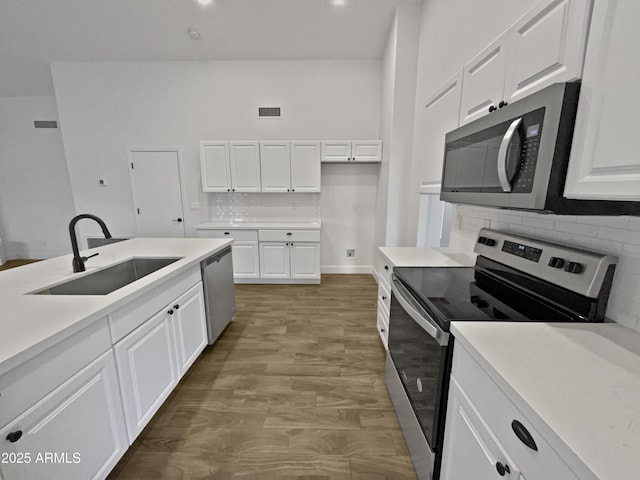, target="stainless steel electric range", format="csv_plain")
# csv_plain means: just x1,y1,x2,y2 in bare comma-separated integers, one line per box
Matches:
385,228,618,480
